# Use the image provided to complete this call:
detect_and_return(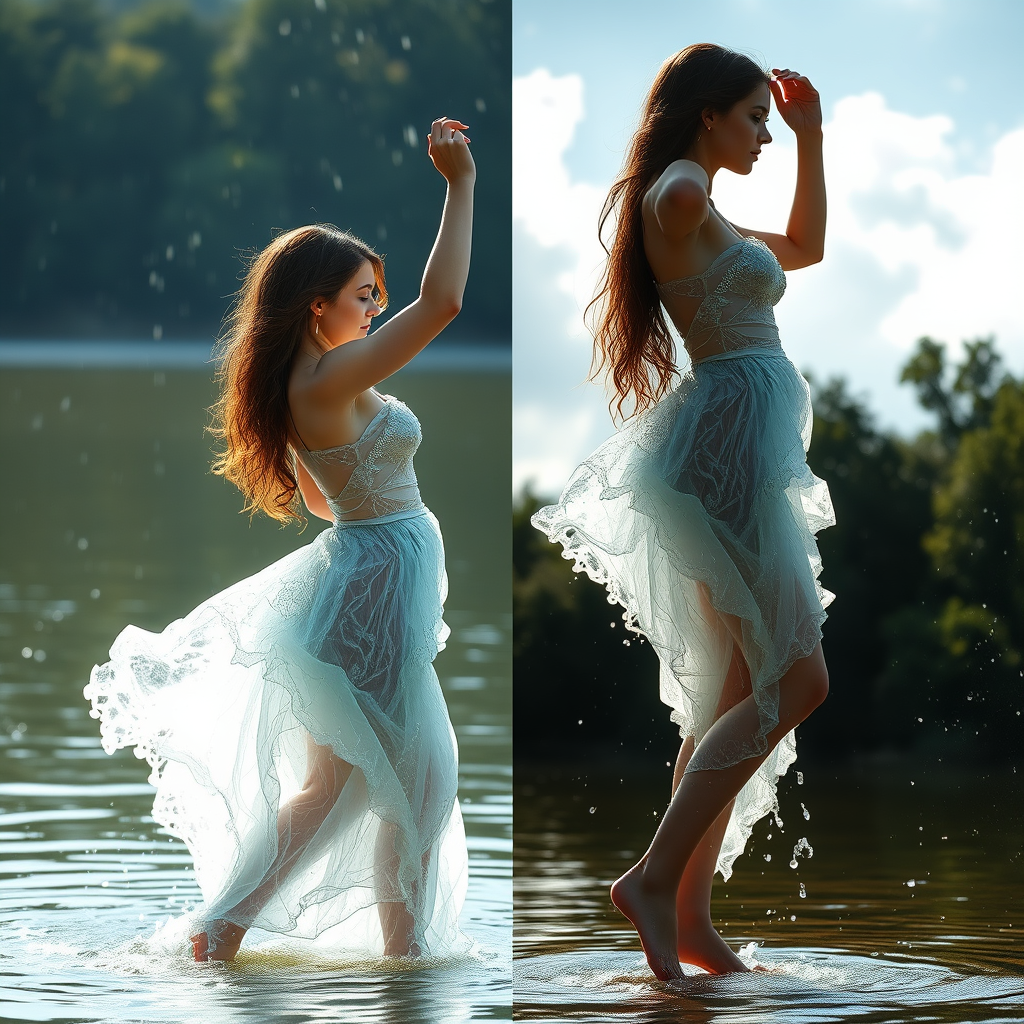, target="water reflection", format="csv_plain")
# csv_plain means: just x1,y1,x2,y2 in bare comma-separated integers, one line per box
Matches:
515,762,1023,1022
0,363,511,1021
